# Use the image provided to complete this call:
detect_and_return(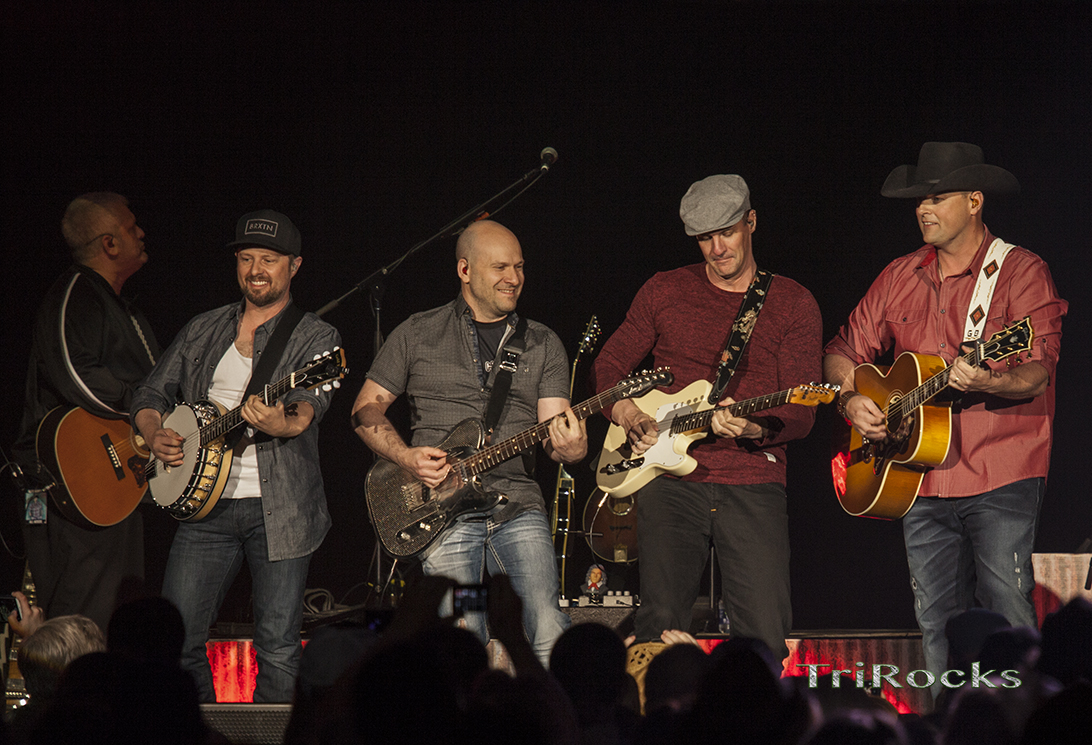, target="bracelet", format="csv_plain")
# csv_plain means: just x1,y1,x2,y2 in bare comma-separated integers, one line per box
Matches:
836,390,863,419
